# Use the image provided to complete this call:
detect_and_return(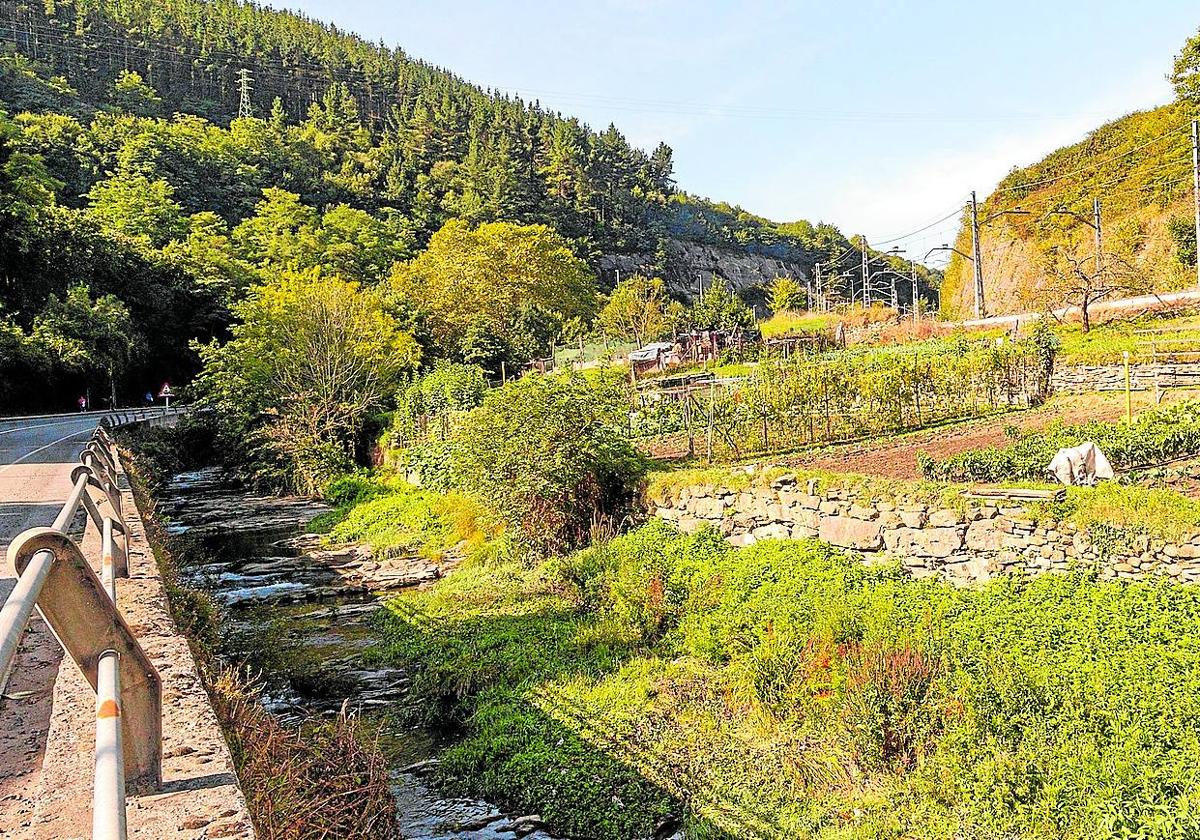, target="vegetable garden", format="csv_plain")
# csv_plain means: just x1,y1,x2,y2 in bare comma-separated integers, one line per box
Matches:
919,398,1200,483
